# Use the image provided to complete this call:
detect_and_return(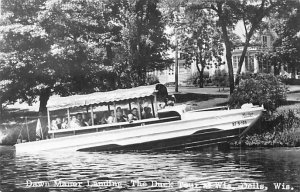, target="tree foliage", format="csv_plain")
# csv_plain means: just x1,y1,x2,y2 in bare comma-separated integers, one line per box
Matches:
253,1,300,78
0,0,171,114
110,0,172,87
271,3,300,78
180,8,224,88
0,0,53,110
